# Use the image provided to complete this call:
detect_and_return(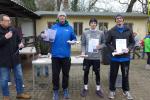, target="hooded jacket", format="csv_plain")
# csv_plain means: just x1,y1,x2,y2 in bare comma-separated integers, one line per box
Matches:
50,20,77,58
106,25,135,60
